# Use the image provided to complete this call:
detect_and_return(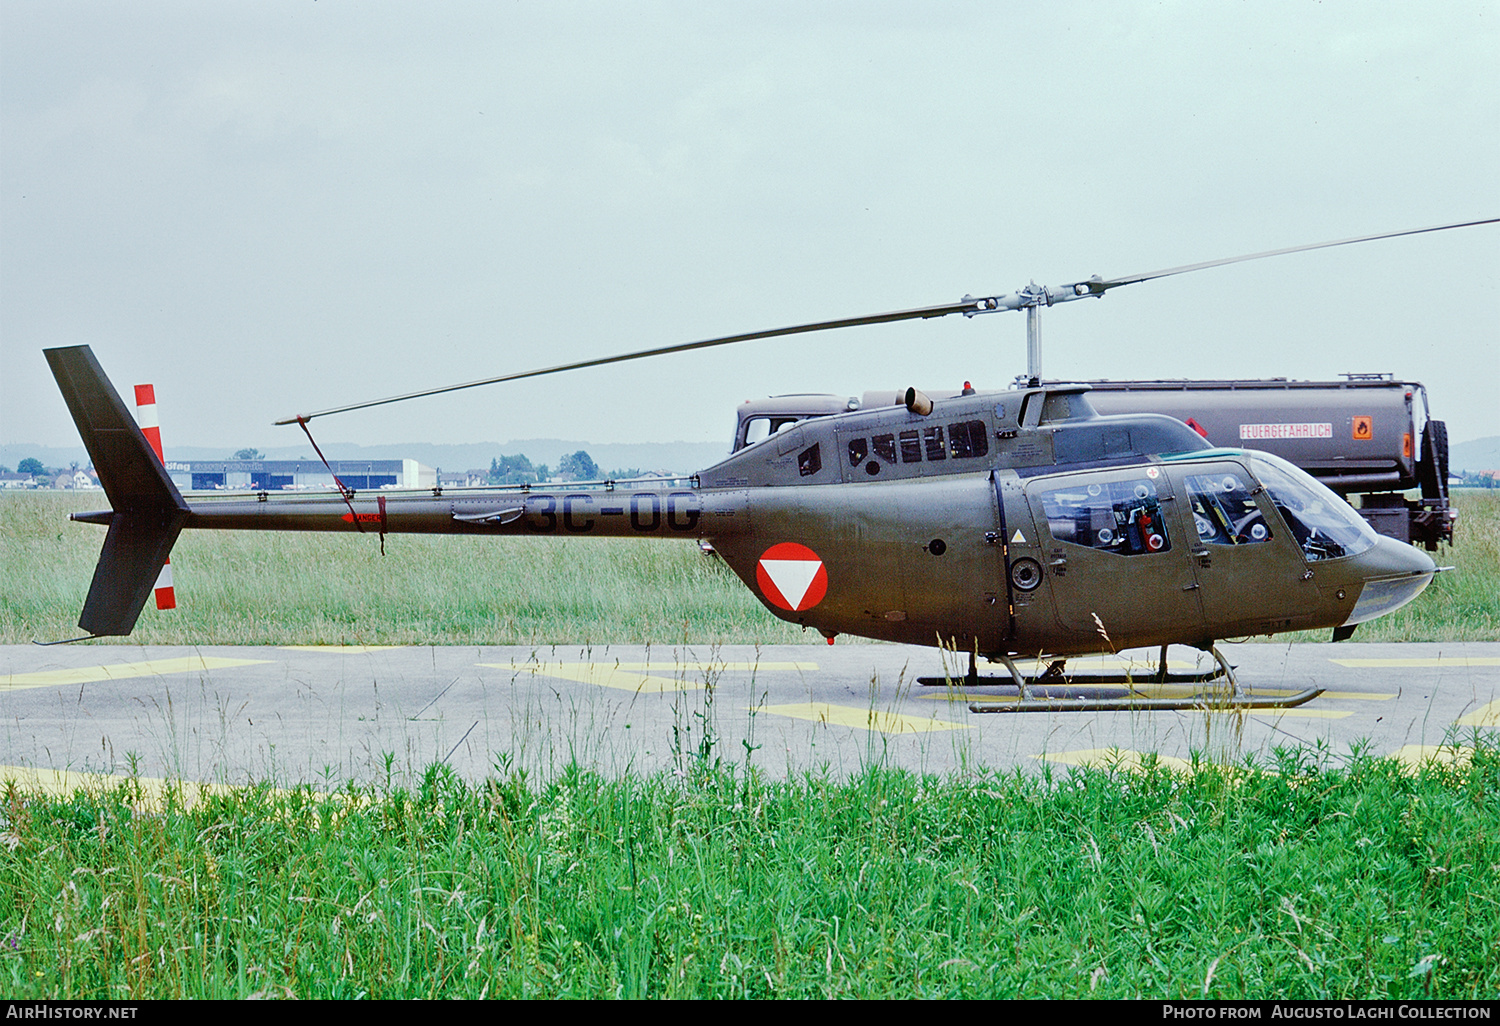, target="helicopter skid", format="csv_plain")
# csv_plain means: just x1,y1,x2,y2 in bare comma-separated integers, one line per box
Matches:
966,686,1324,714
916,668,1227,688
